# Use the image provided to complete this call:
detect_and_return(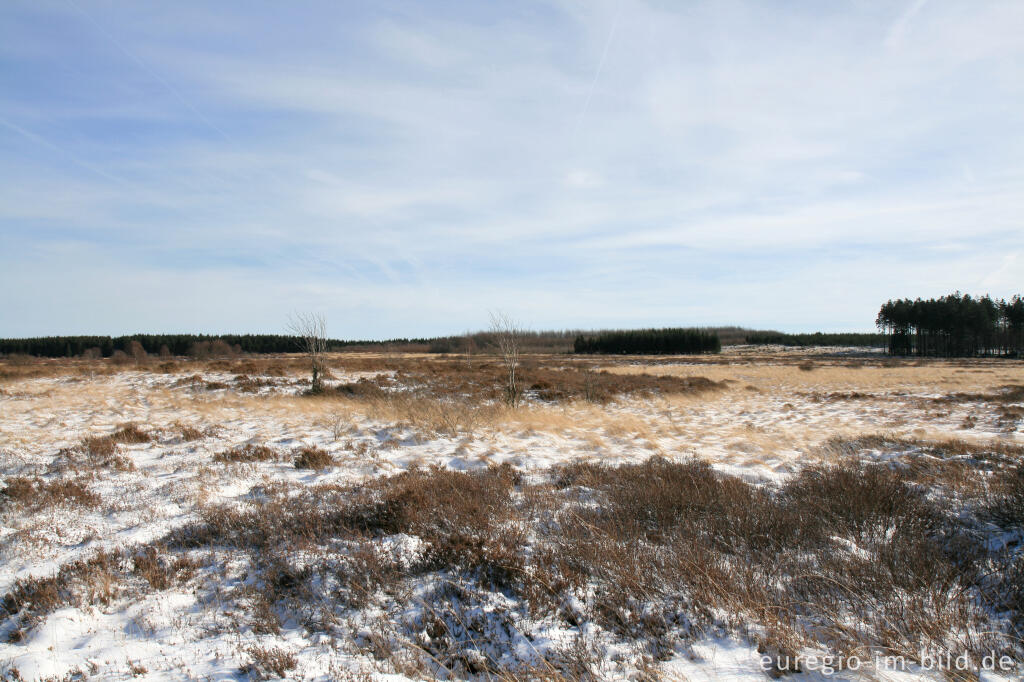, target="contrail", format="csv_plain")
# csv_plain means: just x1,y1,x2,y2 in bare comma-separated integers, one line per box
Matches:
885,0,928,47
573,3,623,139
61,0,277,198
0,115,132,188
0,115,211,225
64,0,234,145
